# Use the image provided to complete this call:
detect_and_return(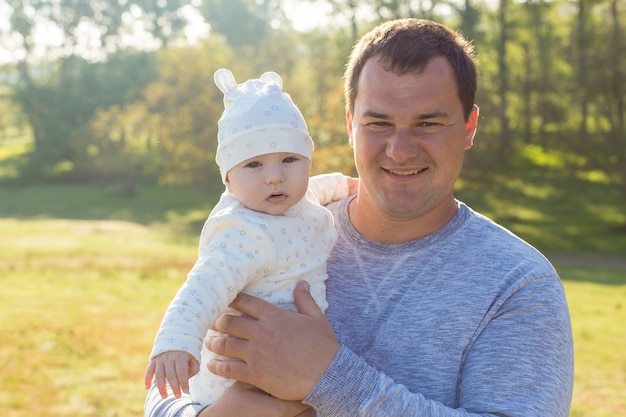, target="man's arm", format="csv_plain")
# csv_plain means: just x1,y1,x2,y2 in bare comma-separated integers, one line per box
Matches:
304,276,574,417
206,279,573,417
145,382,312,417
